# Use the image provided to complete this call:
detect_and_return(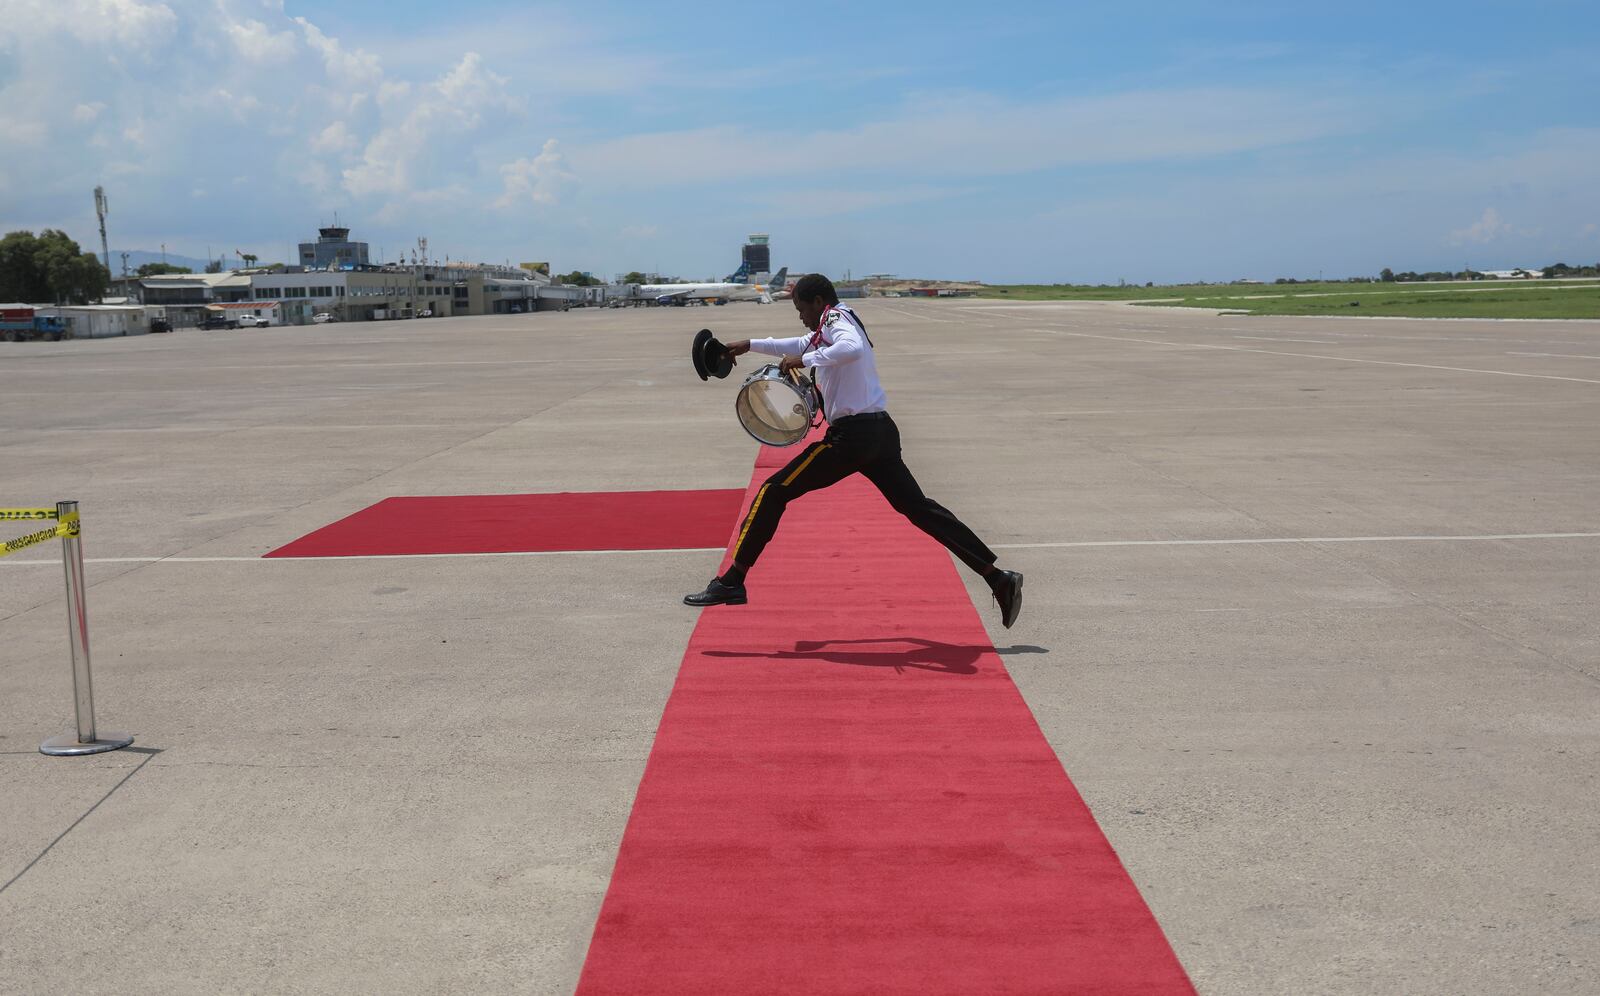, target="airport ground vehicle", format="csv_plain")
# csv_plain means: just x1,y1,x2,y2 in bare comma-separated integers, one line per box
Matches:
149,317,172,333
0,306,70,341
237,315,272,328
312,313,336,324
199,315,239,330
